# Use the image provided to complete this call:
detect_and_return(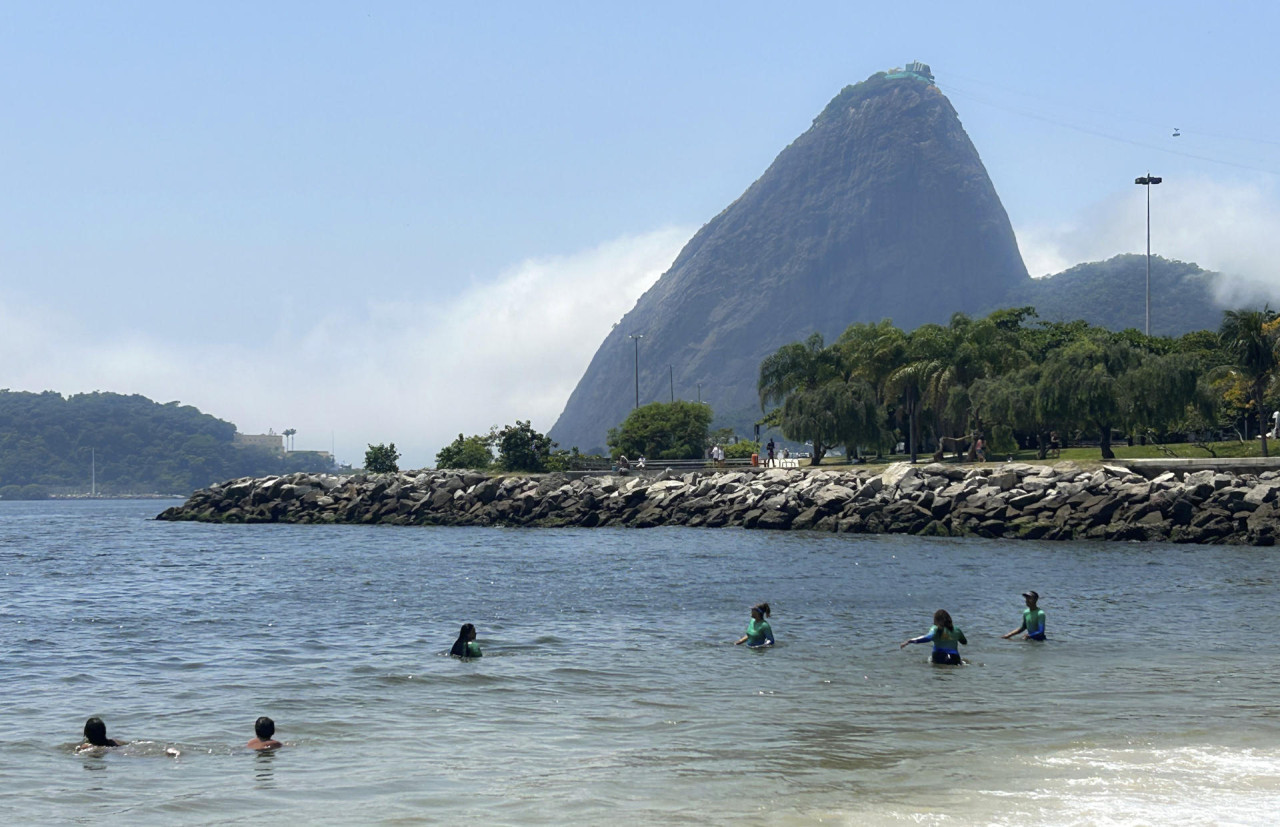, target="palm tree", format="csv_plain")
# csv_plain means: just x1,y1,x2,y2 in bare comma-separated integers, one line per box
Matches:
758,333,841,463
882,326,952,463
1219,308,1279,457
